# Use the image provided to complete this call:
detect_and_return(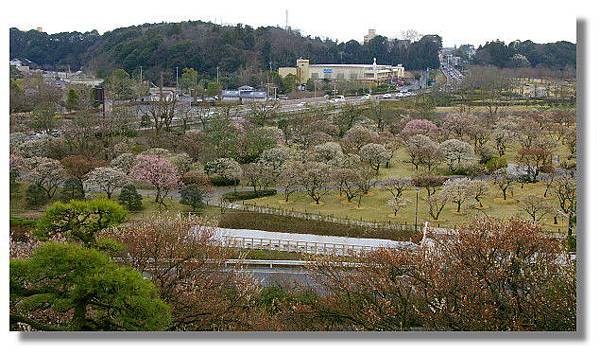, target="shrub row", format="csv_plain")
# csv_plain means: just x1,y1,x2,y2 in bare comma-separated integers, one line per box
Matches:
210,177,240,186
10,216,38,240
222,189,277,202
218,211,416,242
